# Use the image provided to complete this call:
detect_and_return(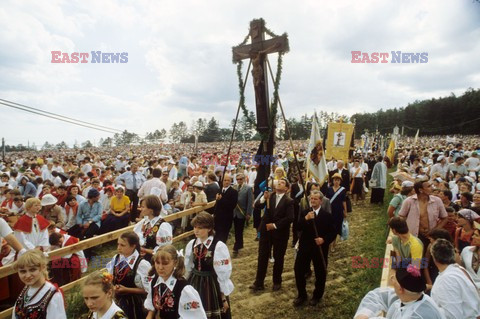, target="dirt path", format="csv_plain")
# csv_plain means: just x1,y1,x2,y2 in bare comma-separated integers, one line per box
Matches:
227,198,387,319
